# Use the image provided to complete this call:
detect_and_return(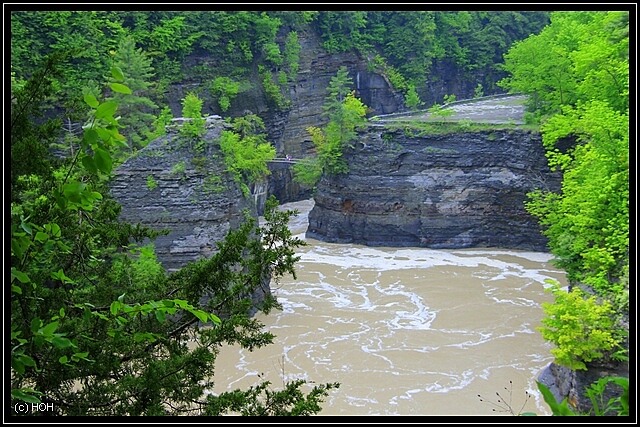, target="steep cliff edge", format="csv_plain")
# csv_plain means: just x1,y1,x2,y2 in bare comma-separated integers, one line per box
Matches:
110,117,255,272
307,127,562,251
